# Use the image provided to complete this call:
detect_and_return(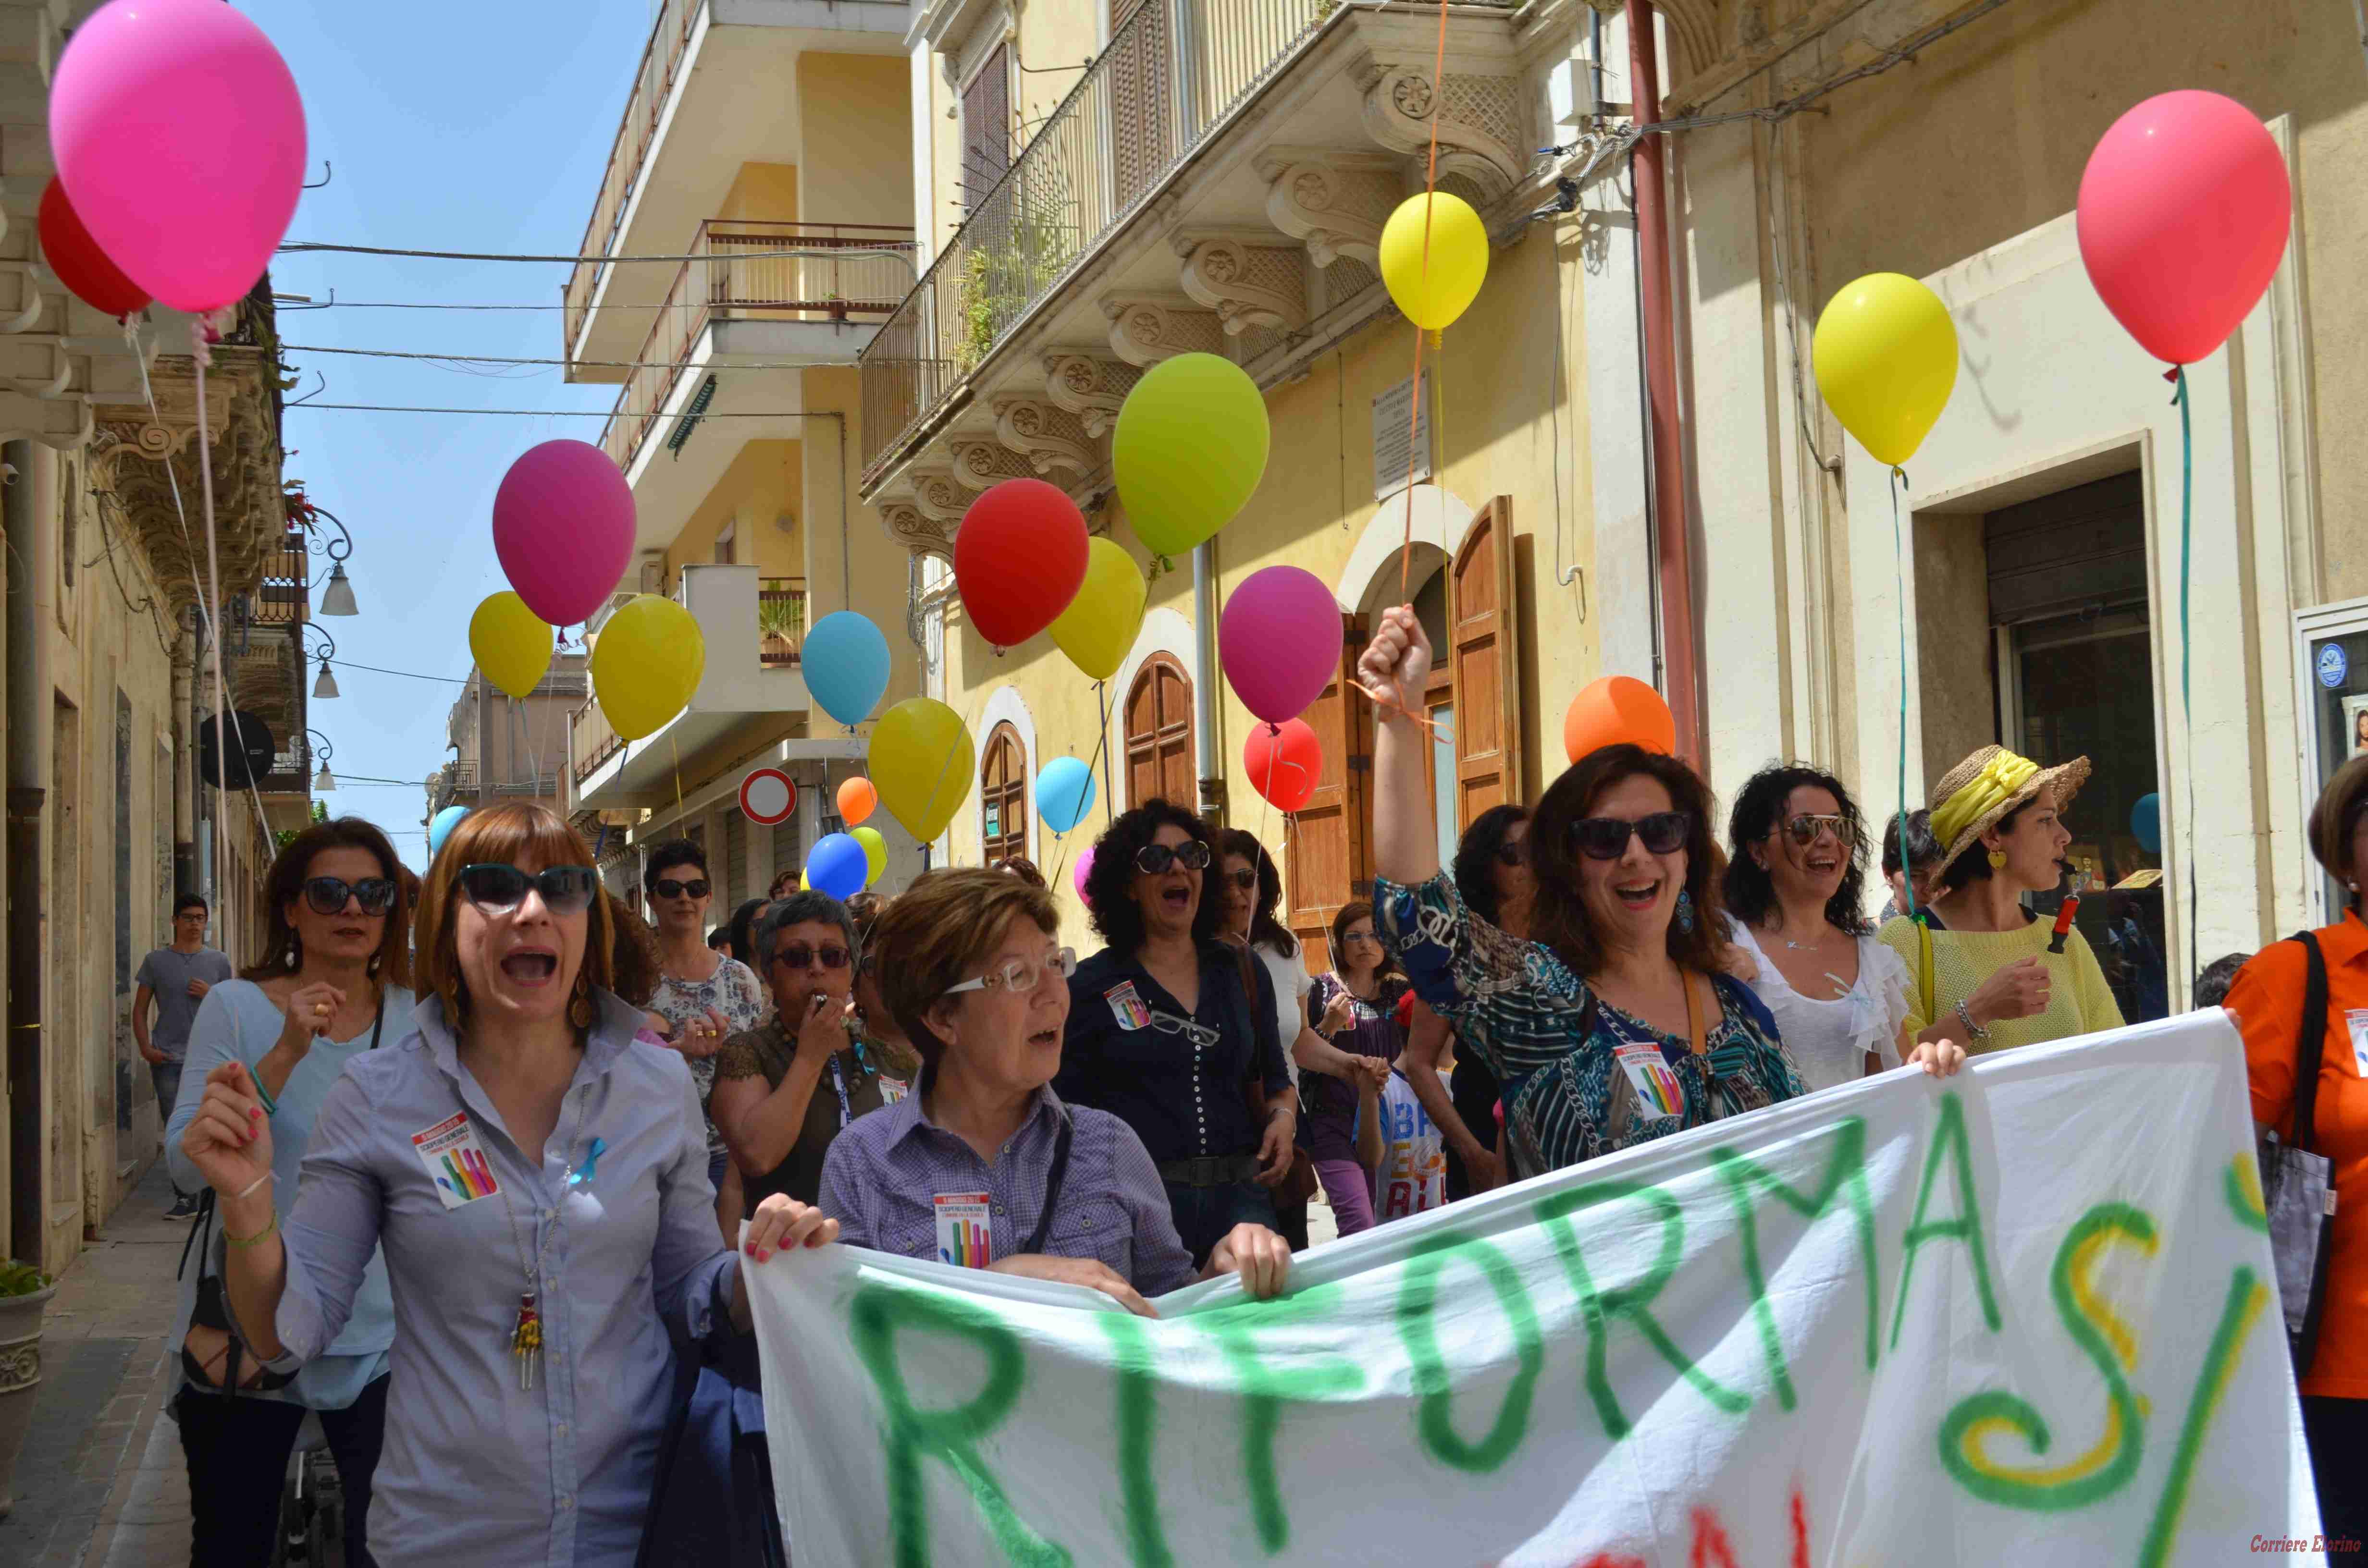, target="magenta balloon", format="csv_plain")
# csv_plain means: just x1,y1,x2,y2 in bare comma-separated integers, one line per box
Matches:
493,441,636,628
1220,566,1343,725
1073,845,1097,898
2076,91,2291,366
50,0,306,314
